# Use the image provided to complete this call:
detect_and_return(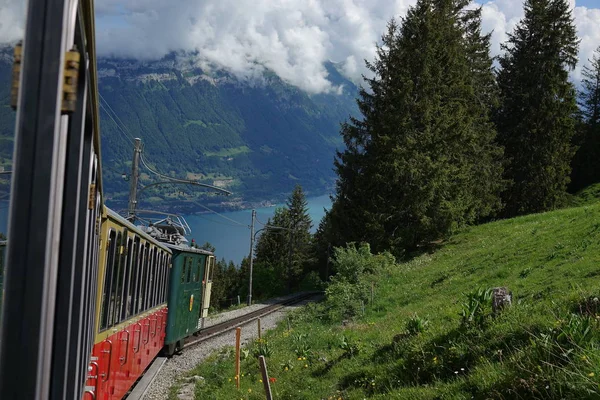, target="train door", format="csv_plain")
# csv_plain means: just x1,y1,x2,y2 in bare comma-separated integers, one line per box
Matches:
188,255,203,332
181,256,194,335
201,256,215,318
